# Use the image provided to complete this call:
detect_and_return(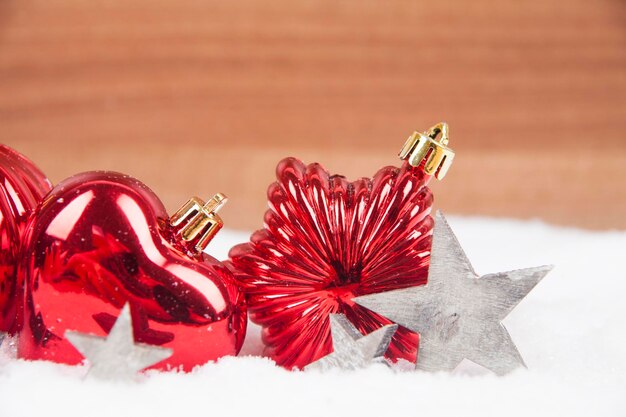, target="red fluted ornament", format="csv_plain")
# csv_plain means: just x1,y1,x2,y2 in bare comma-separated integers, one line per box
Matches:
228,124,454,369
18,171,246,371
0,145,52,334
